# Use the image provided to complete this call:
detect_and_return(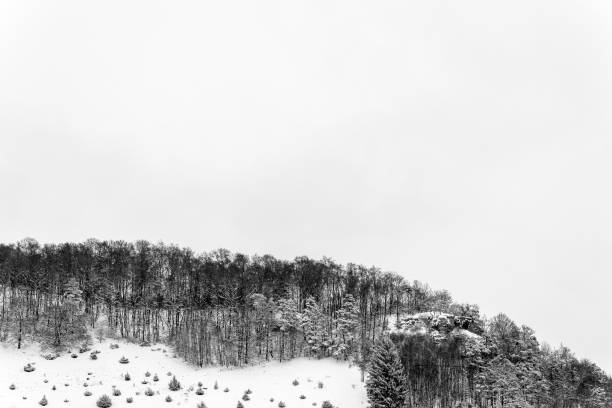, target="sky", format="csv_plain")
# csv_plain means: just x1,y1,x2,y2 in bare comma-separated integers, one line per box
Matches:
1,0,611,373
